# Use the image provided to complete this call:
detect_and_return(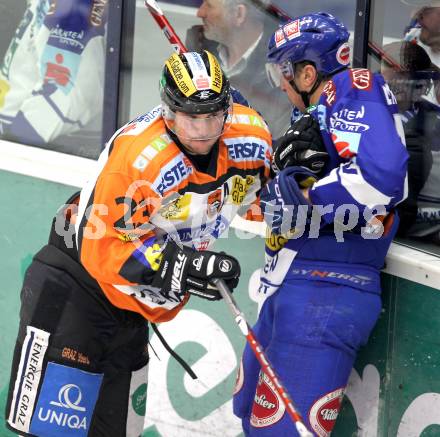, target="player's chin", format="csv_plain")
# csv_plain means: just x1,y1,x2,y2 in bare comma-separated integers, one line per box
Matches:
203,26,215,40
183,138,216,155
